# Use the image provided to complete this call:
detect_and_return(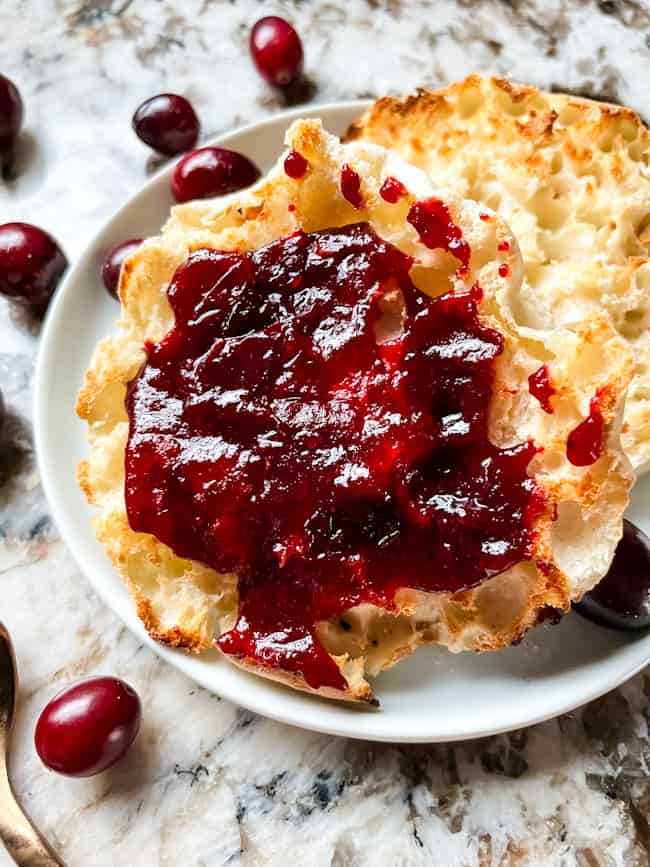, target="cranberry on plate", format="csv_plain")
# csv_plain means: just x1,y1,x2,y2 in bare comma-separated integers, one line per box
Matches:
171,146,260,203
250,16,304,87
35,676,142,777
0,73,23,162
102,238,143,298
132,93,200,156
0,222,68,314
